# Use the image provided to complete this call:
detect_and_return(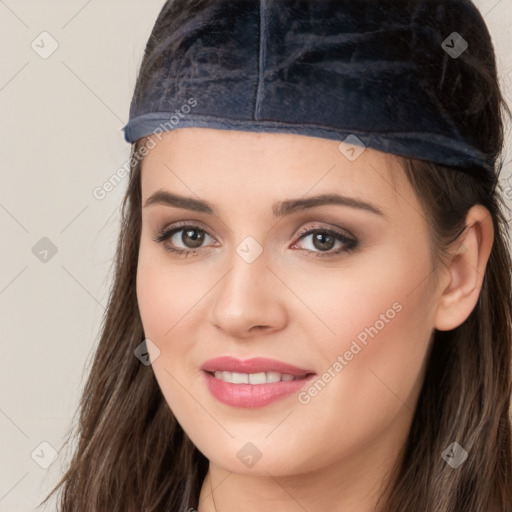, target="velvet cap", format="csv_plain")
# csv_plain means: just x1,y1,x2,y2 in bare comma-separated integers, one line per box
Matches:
123,0,494,174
